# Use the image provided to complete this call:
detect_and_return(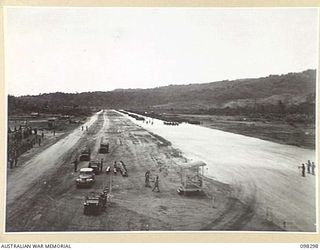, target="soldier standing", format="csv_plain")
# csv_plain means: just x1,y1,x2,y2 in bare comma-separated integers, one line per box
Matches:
307,160,311,174
152,176,160,192
100,159,103,172
300,163,306,177
9,157,13,169
73,158,78,172
145,170,151,187
113,161,117,174
100,192,107,208
311,162,316,175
